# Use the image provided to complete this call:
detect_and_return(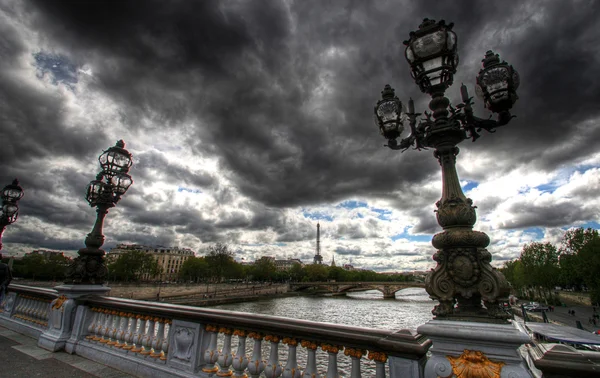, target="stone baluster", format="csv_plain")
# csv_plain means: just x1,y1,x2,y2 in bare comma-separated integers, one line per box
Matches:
86,308,100,340
247,332,266,378
107,311,122,346
322,344,343,378
344,348,365,378
112,312,129,348
12,296,25,319
232,330,249,378
282,338,302,378
150,318,166,360
91,309,107,341
264,335,283,378
159,319,171,362
367,351,387,378
202,325,219,374
30,300,42,324
97,310,112,343
217,327,234,376
140,317,157,356
131,315,149,353
301,341,319,378
40,299,50,326
22,297,34,322
121,313,137,351
100,310,117,345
